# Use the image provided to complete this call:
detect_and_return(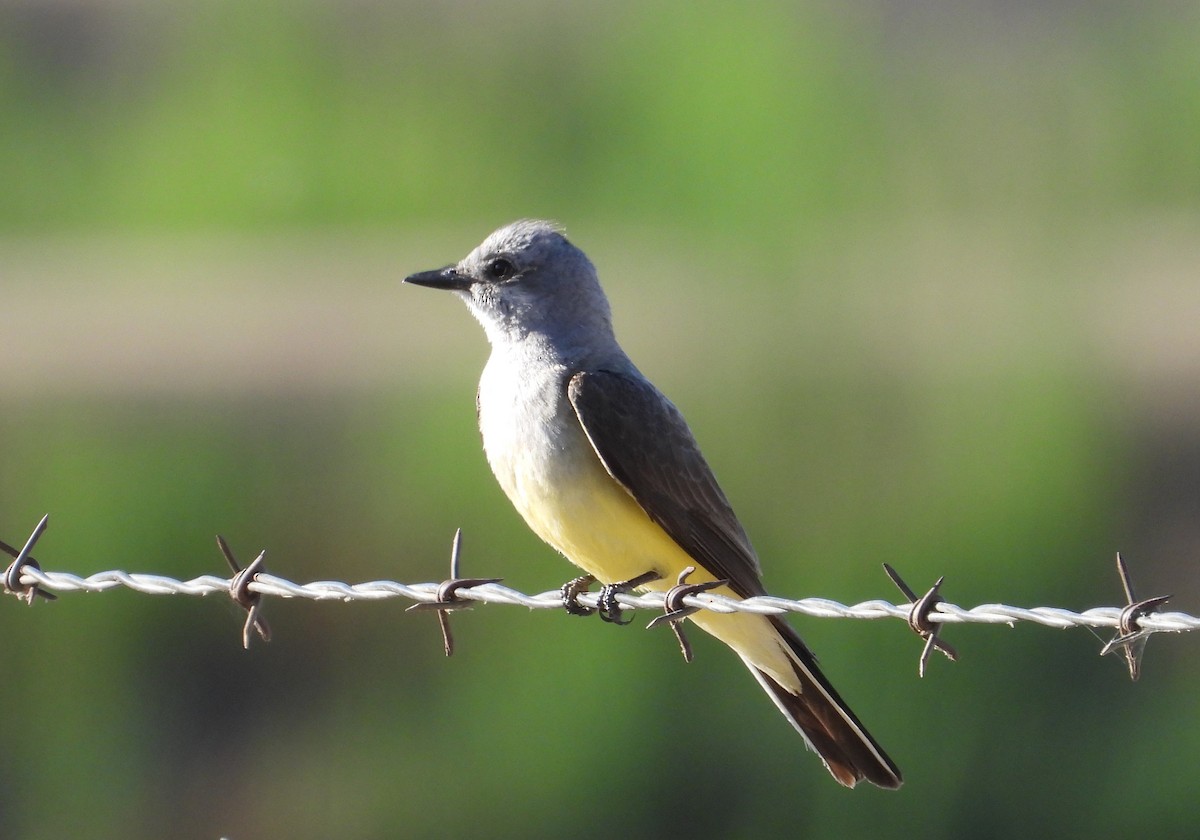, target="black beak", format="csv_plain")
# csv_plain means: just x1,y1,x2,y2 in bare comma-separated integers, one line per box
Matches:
404,265,473,292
